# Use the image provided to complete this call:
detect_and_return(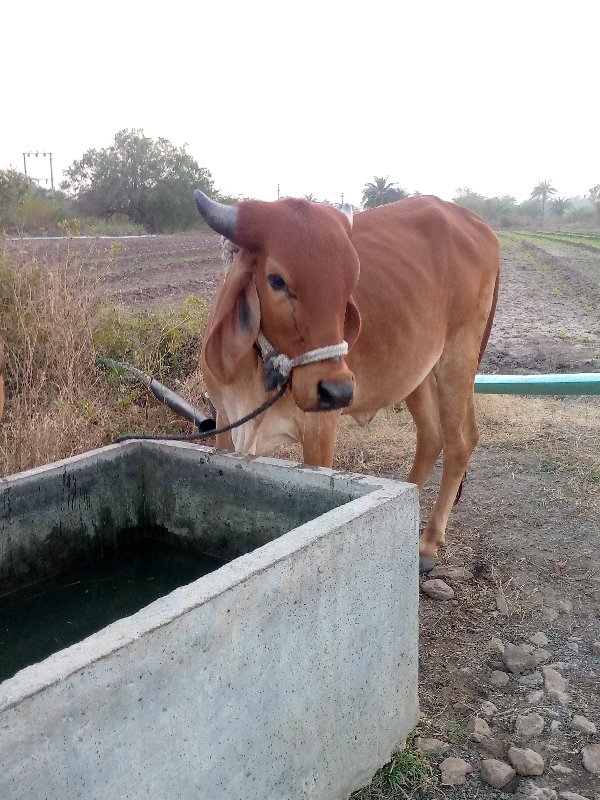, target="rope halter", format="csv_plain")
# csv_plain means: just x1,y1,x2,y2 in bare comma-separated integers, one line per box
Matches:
256,331,349,391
